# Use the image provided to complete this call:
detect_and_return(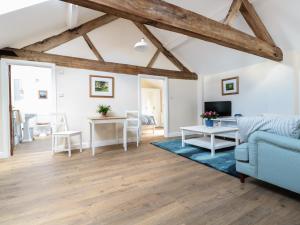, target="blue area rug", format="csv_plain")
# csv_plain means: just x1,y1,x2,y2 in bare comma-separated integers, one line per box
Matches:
152,139,238,177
